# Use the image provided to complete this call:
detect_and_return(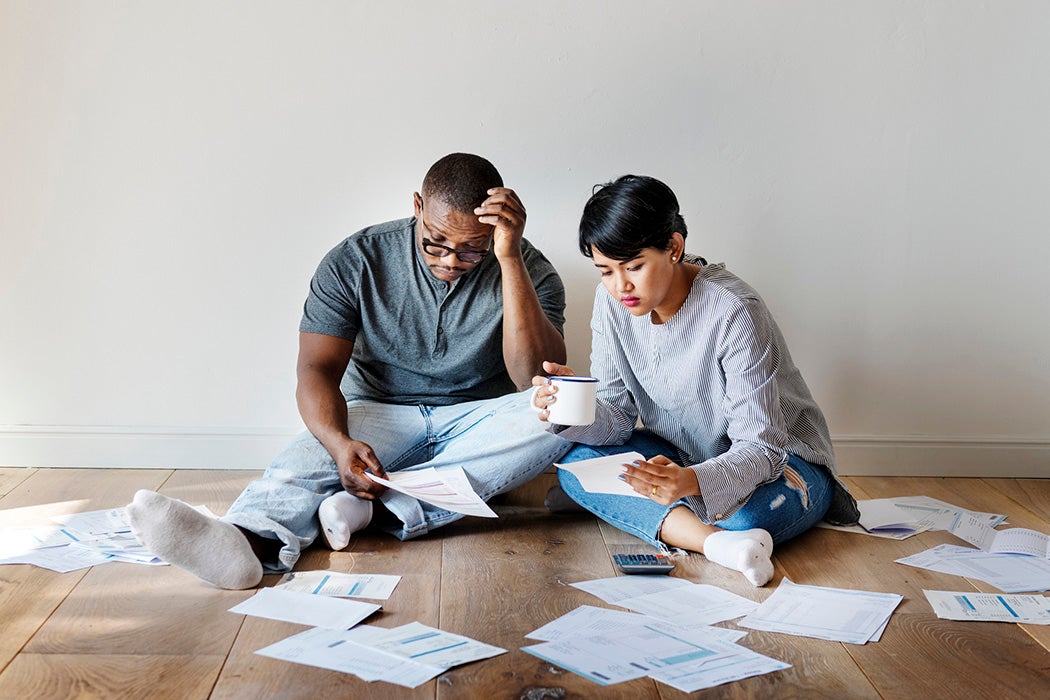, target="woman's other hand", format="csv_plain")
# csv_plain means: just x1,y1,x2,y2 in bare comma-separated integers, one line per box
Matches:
621,454,701,505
